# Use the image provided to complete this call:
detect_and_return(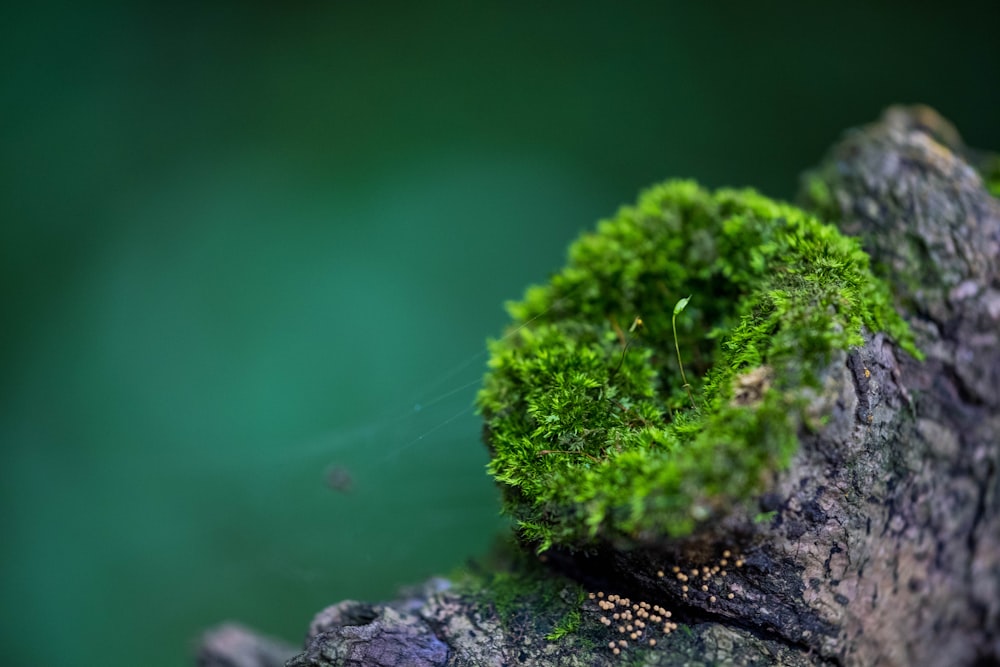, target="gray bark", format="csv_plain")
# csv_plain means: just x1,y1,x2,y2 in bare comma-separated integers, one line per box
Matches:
198,107,1000,667
196,623,298,667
